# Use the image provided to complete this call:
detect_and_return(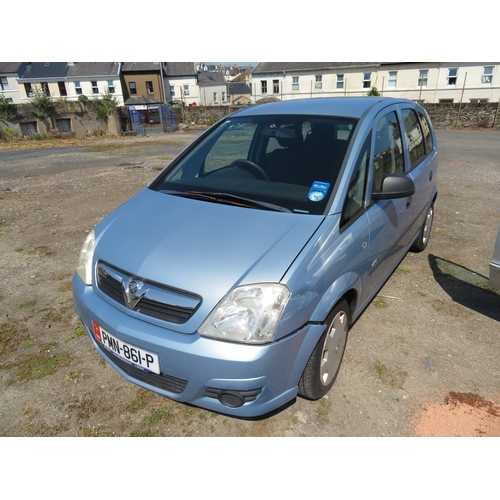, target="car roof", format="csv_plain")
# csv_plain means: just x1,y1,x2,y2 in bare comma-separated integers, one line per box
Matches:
232,97,406,119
